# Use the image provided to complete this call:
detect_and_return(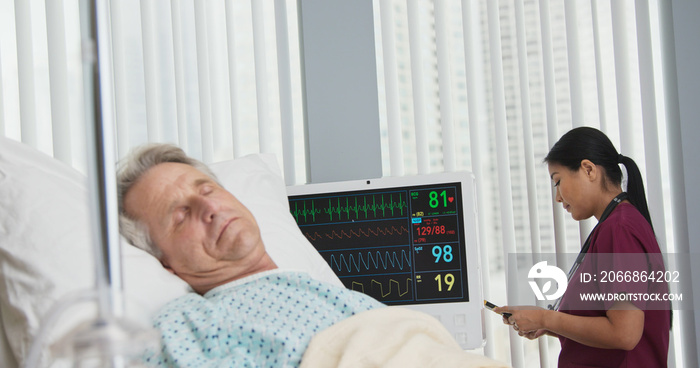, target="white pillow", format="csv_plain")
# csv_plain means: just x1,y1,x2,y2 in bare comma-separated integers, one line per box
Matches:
122,153,342,318
0,137,95,367
209,155,340,286
0,286,19,368
0,136,339,367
